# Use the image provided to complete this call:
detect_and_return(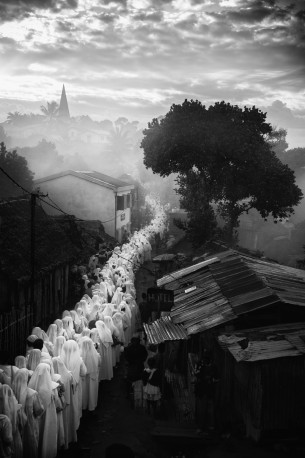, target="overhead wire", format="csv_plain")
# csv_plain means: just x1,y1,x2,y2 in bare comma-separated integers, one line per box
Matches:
0,165,117,223
0,165,183,286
